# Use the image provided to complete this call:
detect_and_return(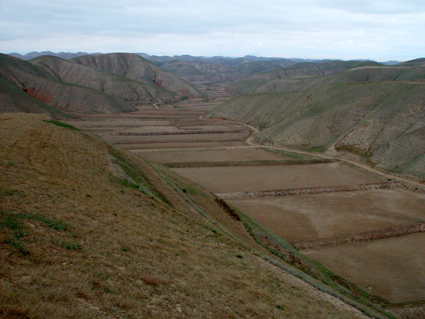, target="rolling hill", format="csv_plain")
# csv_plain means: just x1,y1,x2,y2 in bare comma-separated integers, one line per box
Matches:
160,60,242,82
228,59,425,95
0,53,206,114
0,54,136,114
71,53,205,98
207,81,425,181
30,56,177,104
